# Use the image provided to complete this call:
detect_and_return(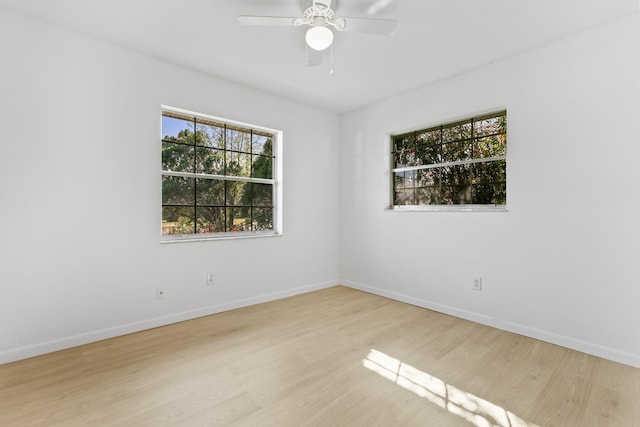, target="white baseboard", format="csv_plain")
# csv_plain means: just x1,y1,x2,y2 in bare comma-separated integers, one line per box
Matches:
342,280,640,369
0,280,339,365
